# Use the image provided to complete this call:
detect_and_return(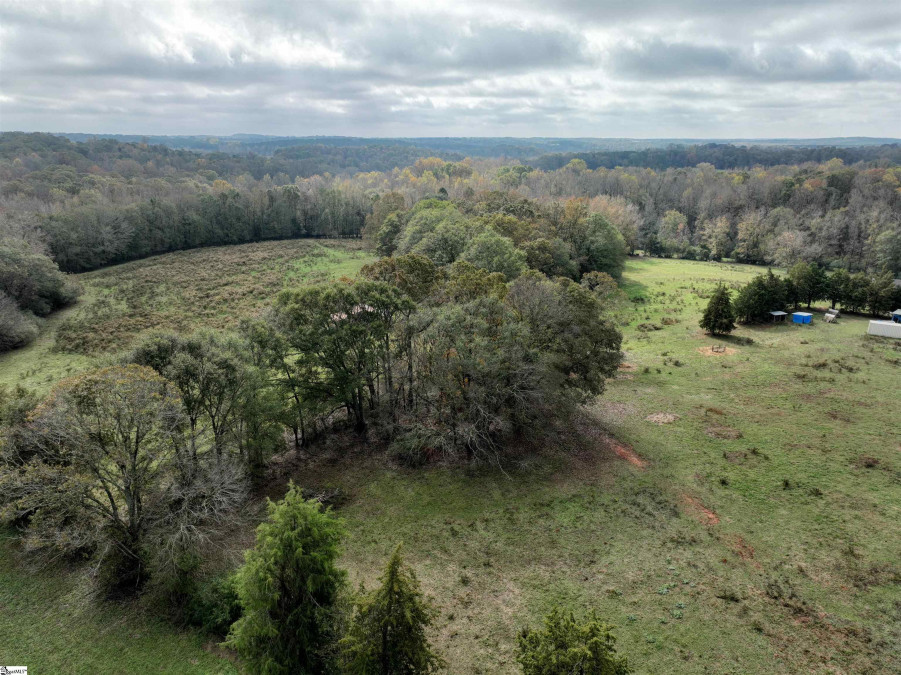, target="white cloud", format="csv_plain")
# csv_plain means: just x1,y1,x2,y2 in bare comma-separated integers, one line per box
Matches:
0,0,898,136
